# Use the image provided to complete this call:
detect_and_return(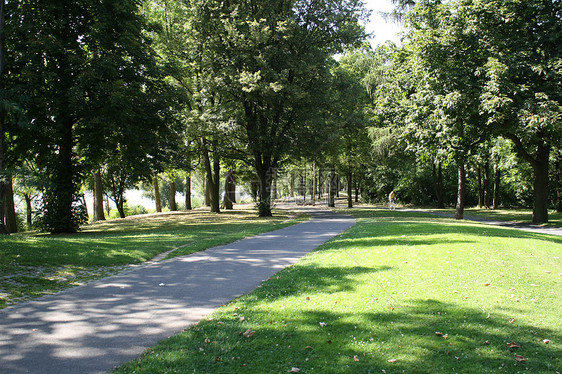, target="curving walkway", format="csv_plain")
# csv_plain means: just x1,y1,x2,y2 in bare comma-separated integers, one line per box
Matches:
0,209,355,374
